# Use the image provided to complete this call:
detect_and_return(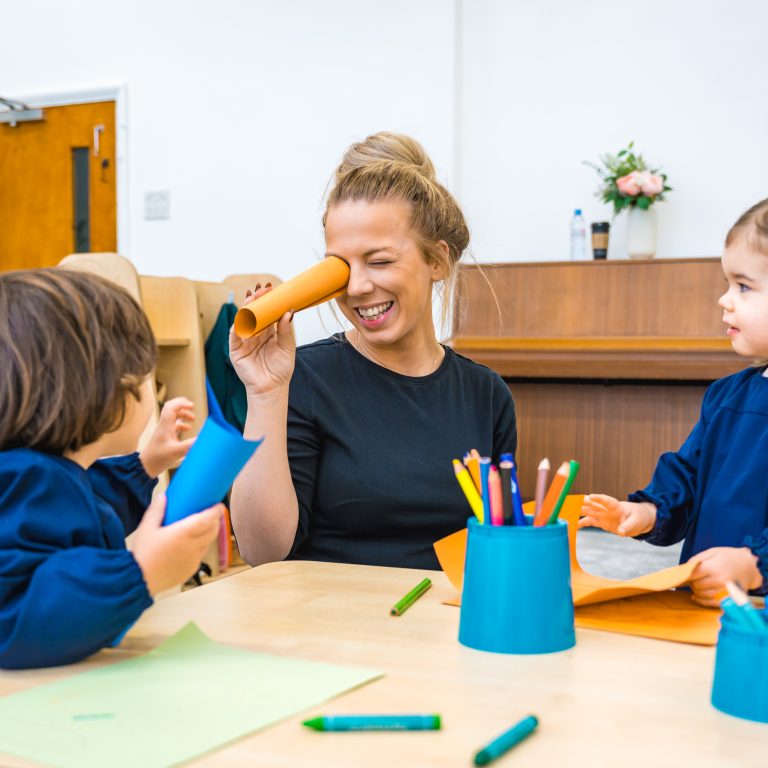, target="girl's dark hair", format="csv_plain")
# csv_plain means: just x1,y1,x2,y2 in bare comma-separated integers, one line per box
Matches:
725,197,768,254
0,269,157,453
